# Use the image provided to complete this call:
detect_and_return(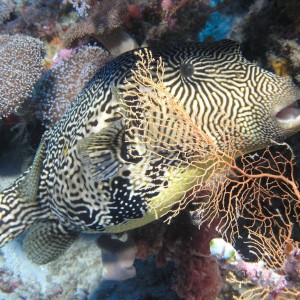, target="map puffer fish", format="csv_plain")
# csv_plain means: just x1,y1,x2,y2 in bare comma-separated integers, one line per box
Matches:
1,40,300,264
